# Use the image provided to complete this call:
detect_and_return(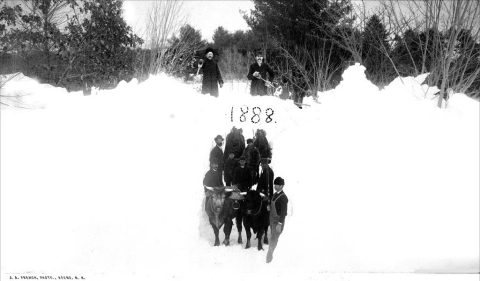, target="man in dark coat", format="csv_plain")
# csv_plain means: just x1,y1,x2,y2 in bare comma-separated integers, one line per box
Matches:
203,160,224,211
223,152,237,186
266,177,288,263
200,48,224,97
232,156,252,192
243,138,260,184
247,52,275,96
257,158,274,245
203,161,223,189
257,159,274,199
210,135,224,183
